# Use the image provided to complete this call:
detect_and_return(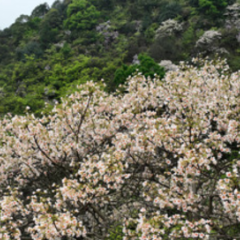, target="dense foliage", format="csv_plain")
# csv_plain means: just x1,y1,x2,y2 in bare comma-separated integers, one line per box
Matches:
1,60,240,239
2,0,240,115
